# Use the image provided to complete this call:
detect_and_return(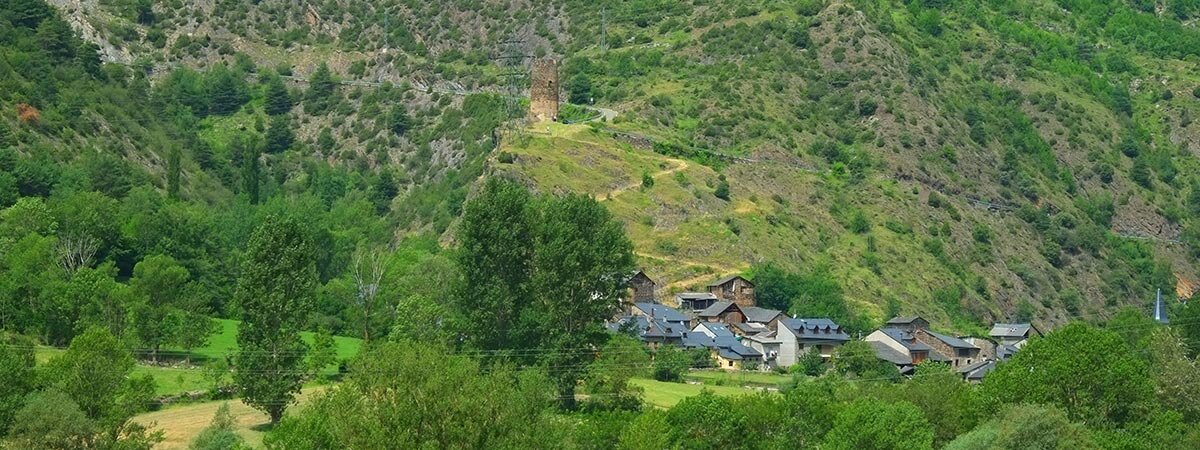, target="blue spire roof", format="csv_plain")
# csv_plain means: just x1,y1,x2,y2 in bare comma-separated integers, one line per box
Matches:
1154,288,1170,324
